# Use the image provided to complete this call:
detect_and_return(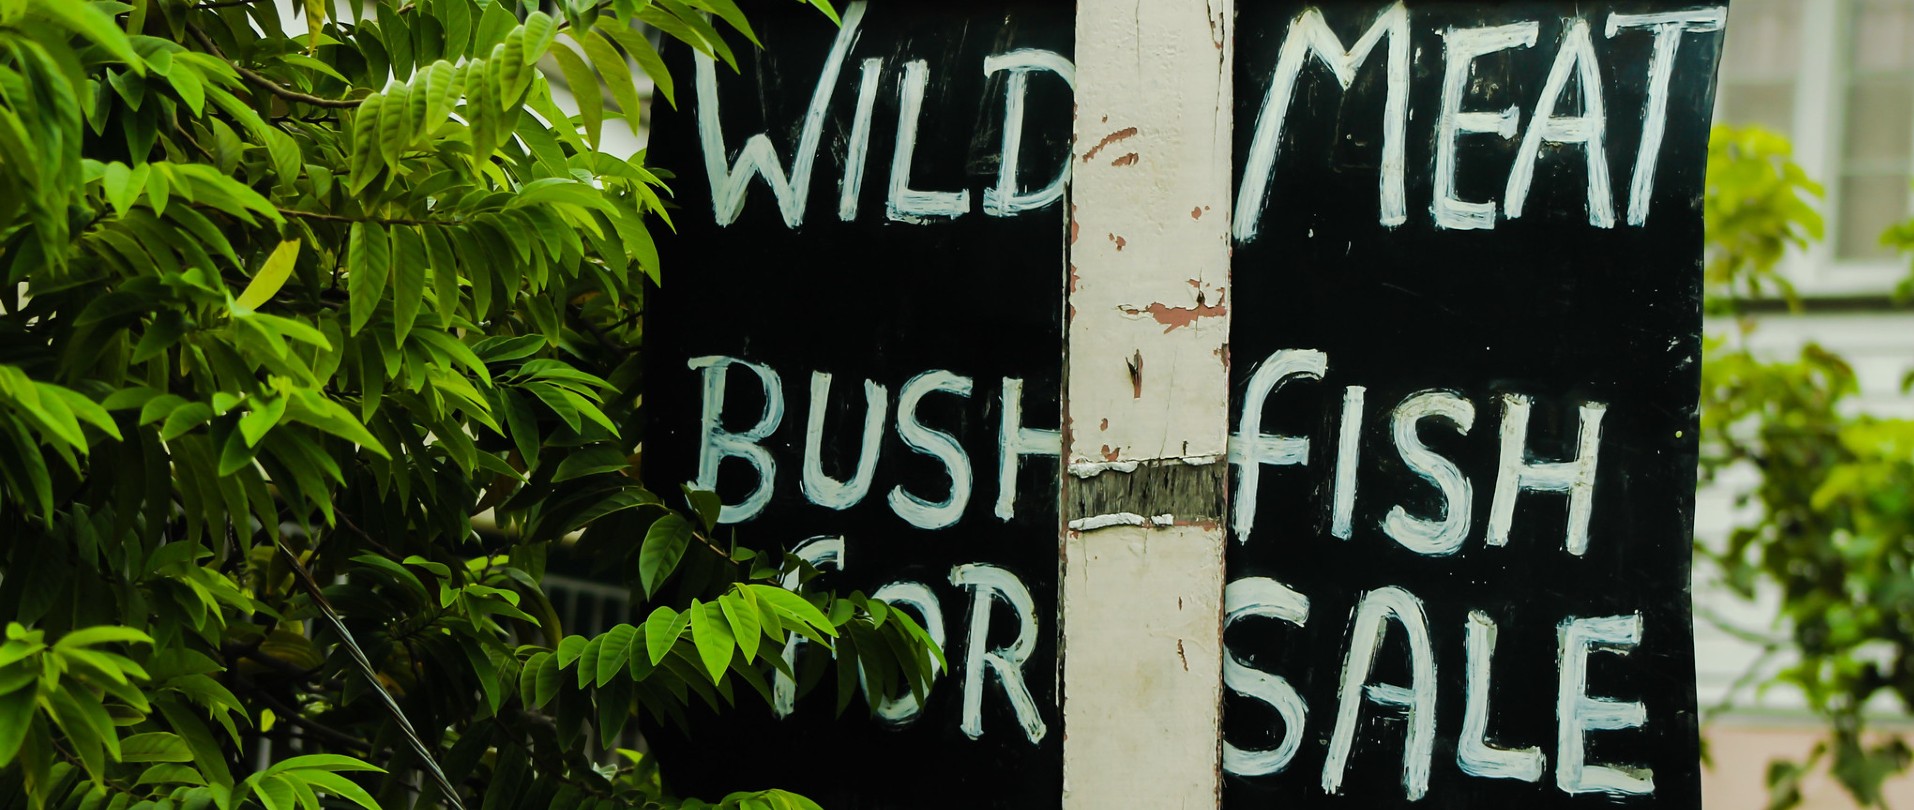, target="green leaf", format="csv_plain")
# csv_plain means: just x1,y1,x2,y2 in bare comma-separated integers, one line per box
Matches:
423,224,461,322
639,513,692,598
551,445,630,483
532,653,561,709
698,0,761,46
419,60,460,127
595,624,636,687
235,240,300,311
554,635,587,671
517,651,549,708
286,390,390,458
135,763,205,786
47,386,121,442
596,673,631,748
54,626,153,650
0,687,36,763
377,80,412,168
348,554,427,600
133,312,188,364
29,0,142,69
512,178,617,214
644,606,682,667
682,485,721,532
575,634,603,689
548,42,601,147
249,773,296,810
520,11,558,64
348,94,385,192
719,591,761,663
118,732,192,763
390,226,426,346
102,162,140,216
300,769,381,810
807,0,842,25
264,754,385,775
688,600,736,684
474,0,516,50
47,687,114,779
238,394,286,448
346,222,391,335
154,698,232,788
749,586,838,639
577,30,643,136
